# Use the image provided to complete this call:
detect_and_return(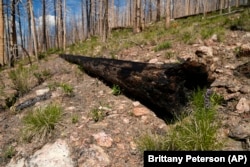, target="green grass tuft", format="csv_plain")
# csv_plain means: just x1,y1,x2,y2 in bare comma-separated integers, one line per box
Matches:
111,84,121,96
89,108,106,122
21,104,62,142
71,114,79,124
154,41,172,52
9,65,36,96
59,83,74,96
2,145,15,160
136,88,223,152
